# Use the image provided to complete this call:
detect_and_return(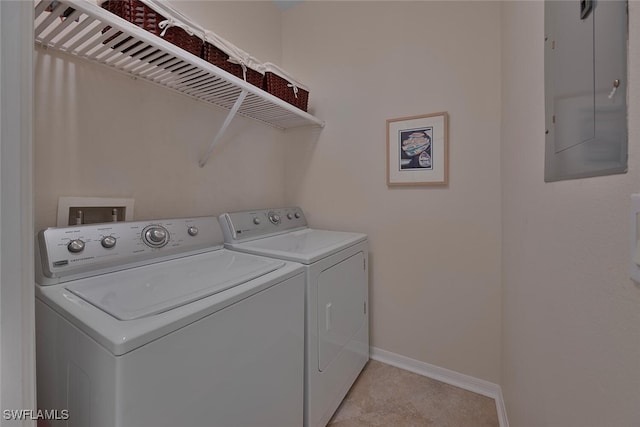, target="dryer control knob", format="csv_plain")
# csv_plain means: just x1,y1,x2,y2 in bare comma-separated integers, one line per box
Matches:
294,212,301,219
268,212,281,225
253,217,261,225
287,213,293,220
101,236,116,249
67,239,85,253
187,226,198,236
